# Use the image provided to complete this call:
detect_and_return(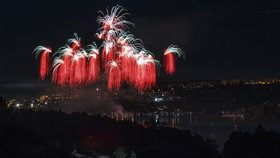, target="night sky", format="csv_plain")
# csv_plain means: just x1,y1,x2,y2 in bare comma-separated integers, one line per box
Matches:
1,0,280,83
